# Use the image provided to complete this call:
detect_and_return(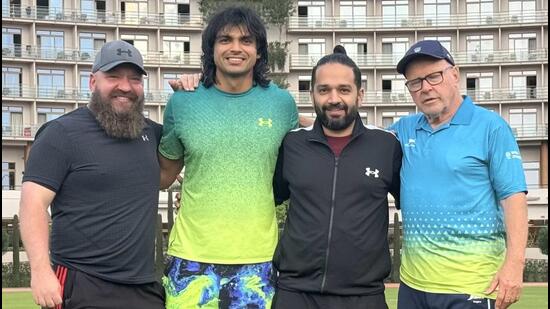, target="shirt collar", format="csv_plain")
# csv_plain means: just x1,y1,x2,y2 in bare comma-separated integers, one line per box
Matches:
415,95,474,131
